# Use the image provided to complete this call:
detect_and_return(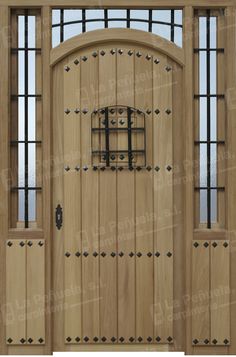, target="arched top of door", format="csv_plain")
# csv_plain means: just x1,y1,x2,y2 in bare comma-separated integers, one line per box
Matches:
50,28,184,67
